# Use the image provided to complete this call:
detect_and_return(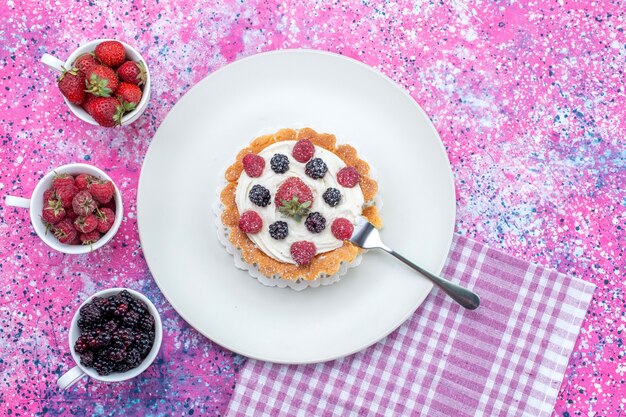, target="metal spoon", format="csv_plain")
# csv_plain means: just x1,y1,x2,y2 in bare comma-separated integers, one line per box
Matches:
349,217,480,310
